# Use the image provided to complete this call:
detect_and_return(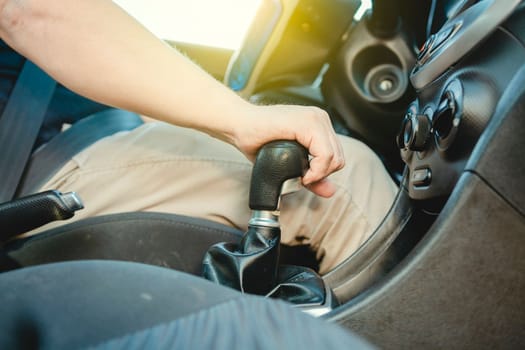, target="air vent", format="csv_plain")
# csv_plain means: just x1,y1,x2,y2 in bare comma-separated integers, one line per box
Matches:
434,90,460,150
